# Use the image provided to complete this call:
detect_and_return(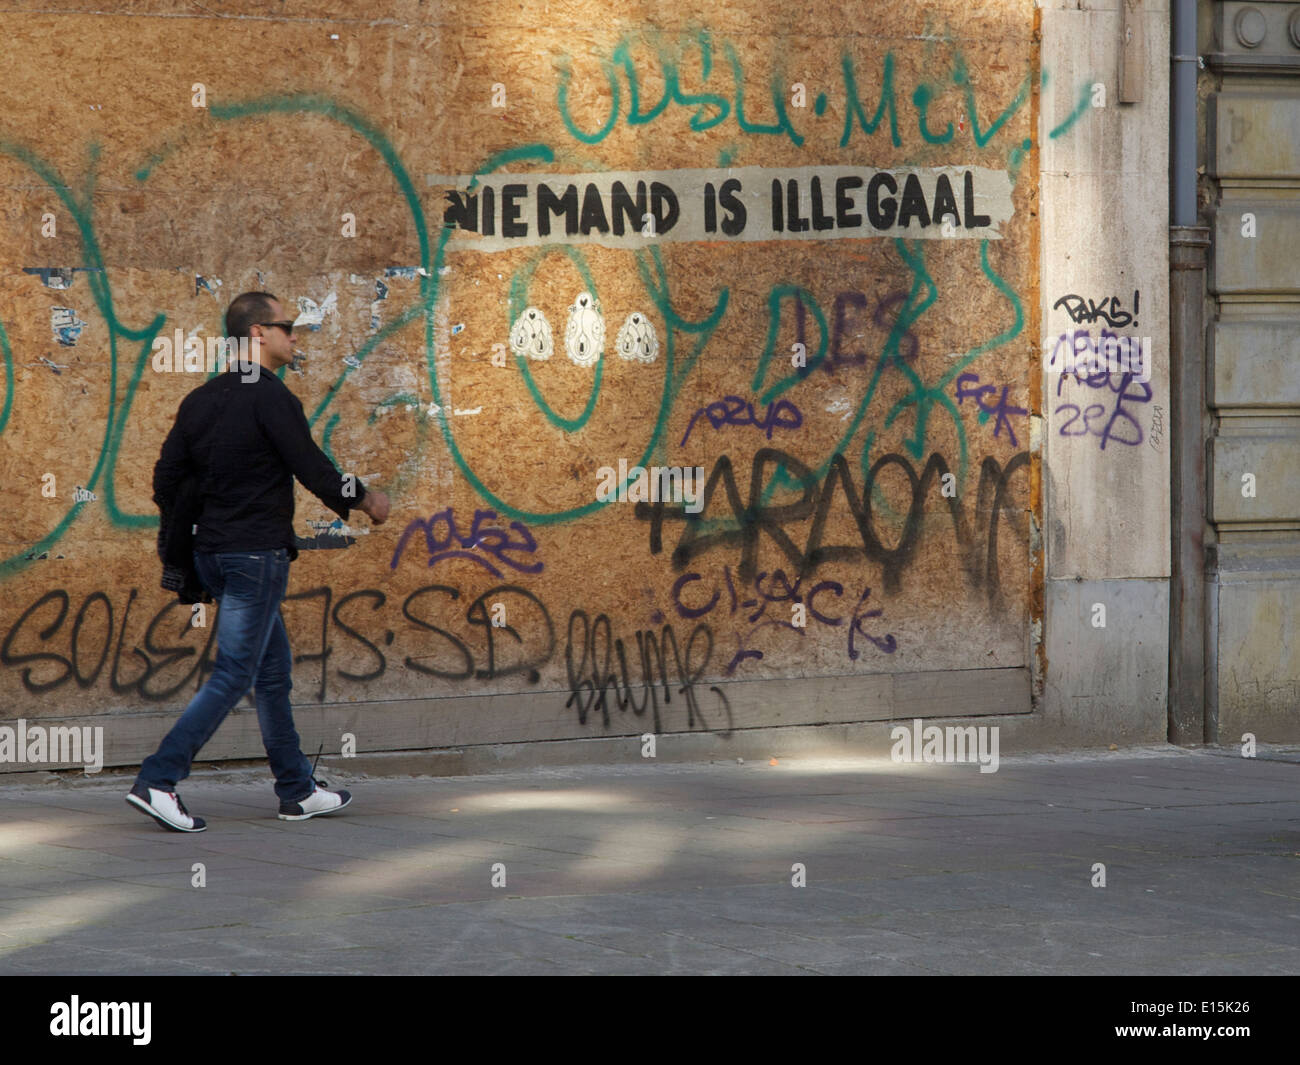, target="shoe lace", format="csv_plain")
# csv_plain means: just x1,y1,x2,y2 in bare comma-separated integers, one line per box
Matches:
309,742,327,789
